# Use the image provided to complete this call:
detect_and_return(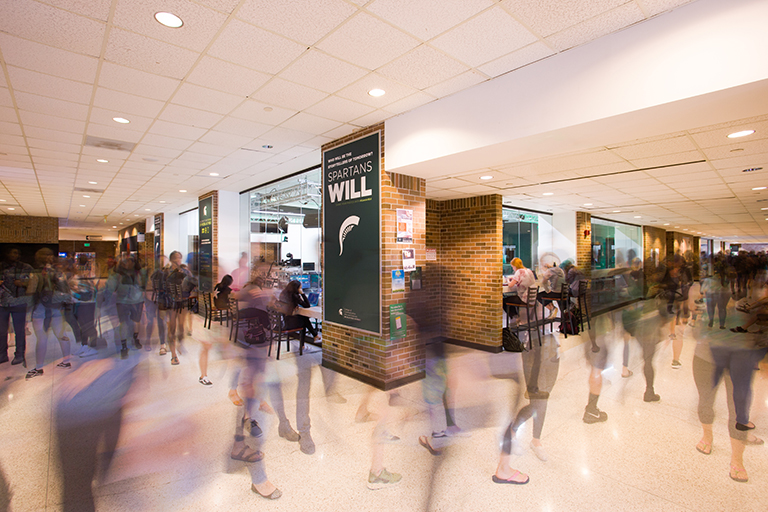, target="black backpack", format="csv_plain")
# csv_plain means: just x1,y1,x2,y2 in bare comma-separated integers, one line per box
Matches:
559,309,581,335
